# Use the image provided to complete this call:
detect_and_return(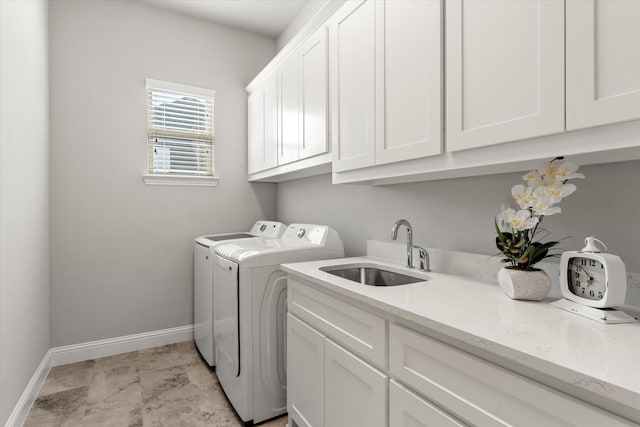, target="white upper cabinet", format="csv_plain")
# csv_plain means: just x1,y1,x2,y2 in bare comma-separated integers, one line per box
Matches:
248,79,278,174
375,0,442,165
331,0,443,172
330,0,377,172
566,0,640,131
445,0,565,152
278,55,301,166
300,27,329,161
247,90,264,174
